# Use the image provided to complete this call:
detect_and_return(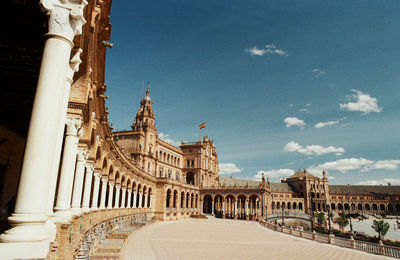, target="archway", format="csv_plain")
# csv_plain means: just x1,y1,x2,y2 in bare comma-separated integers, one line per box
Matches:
203,194,212,214
186,172,195,185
